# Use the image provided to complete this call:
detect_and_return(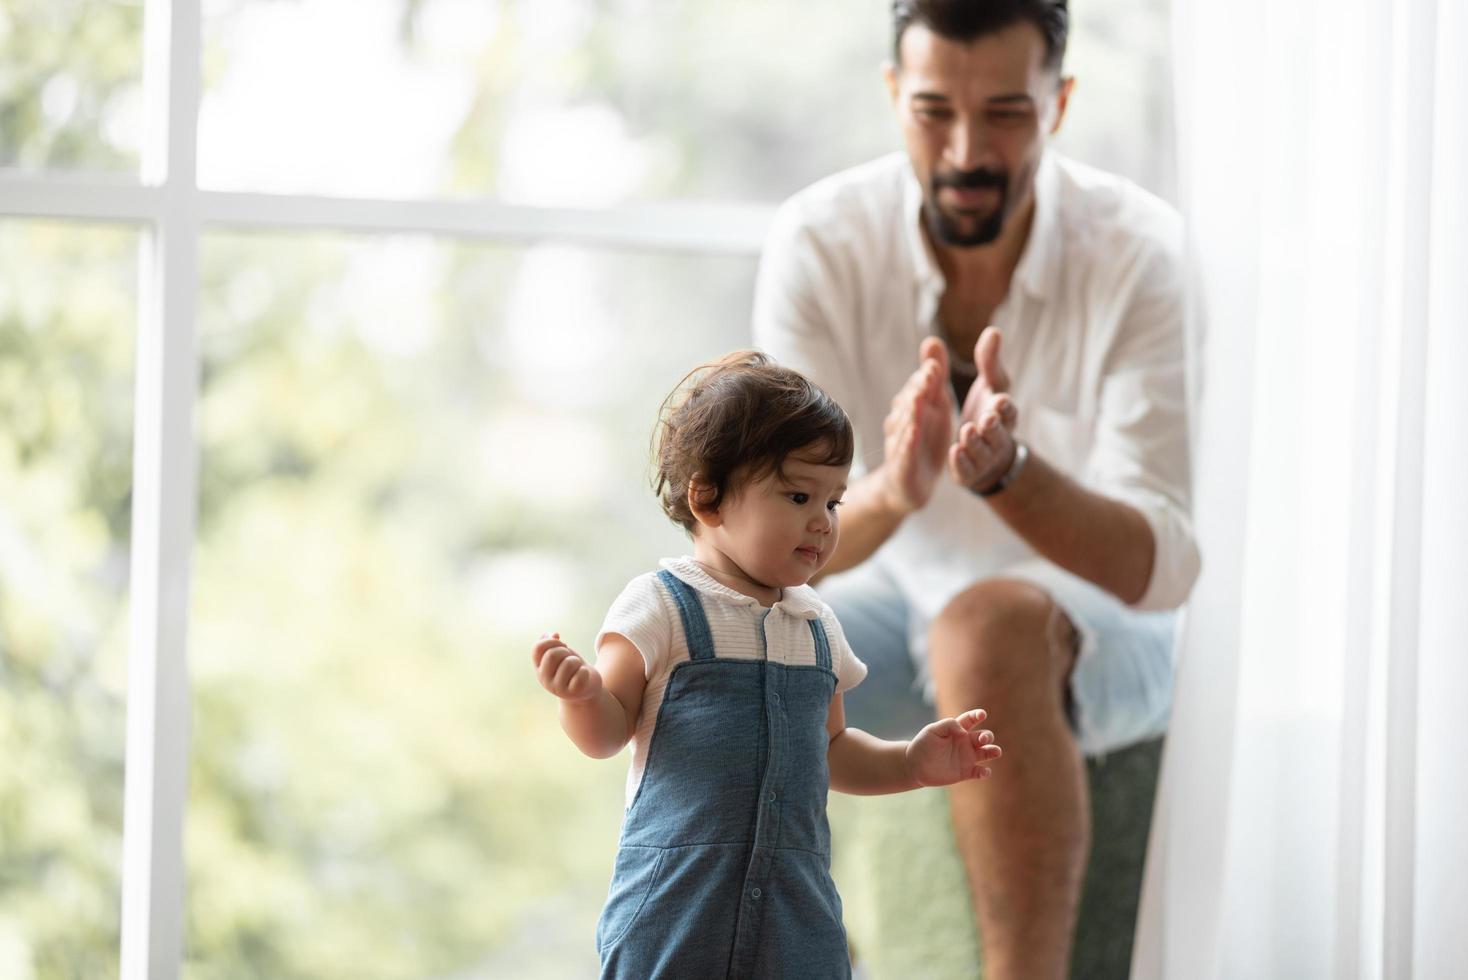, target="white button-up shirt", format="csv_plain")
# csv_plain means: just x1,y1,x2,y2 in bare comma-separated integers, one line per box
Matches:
752,150,1199,648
